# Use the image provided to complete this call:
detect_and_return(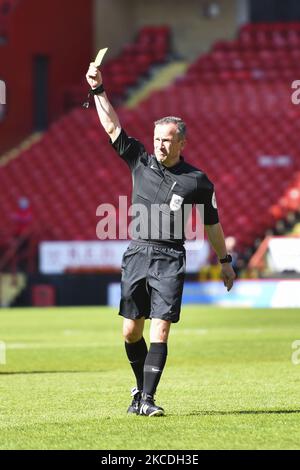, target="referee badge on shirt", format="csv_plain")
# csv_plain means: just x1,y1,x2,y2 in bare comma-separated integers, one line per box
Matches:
170,194,184,211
